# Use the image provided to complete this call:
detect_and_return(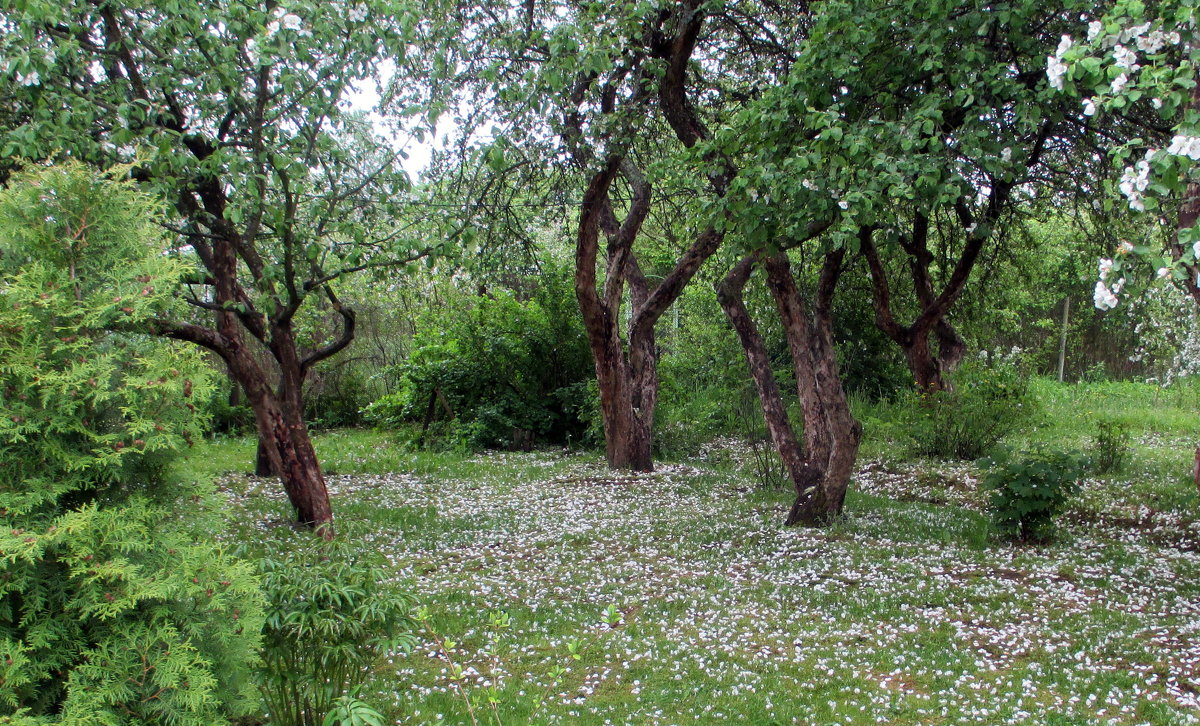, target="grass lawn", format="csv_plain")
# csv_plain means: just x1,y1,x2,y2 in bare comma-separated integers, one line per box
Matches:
183,380,1200,725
